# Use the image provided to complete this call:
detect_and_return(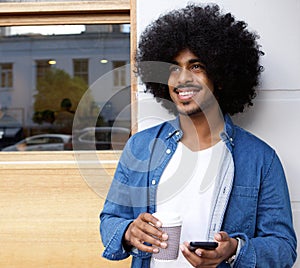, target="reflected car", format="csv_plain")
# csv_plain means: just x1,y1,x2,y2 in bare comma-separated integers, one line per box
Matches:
73,127,130,150
0,126,23,150
2,134,72,151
